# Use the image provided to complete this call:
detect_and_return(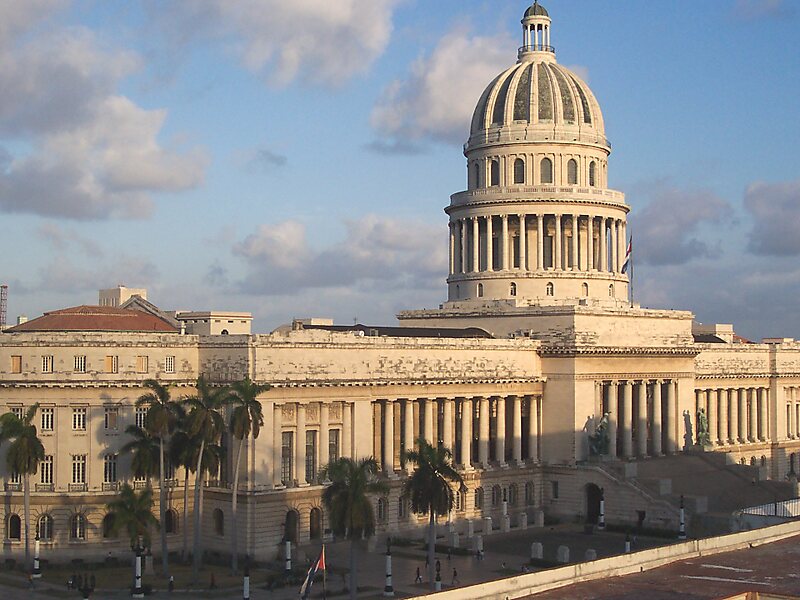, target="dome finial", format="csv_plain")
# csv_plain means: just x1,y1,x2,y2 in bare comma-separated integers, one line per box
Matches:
520,1,554,60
